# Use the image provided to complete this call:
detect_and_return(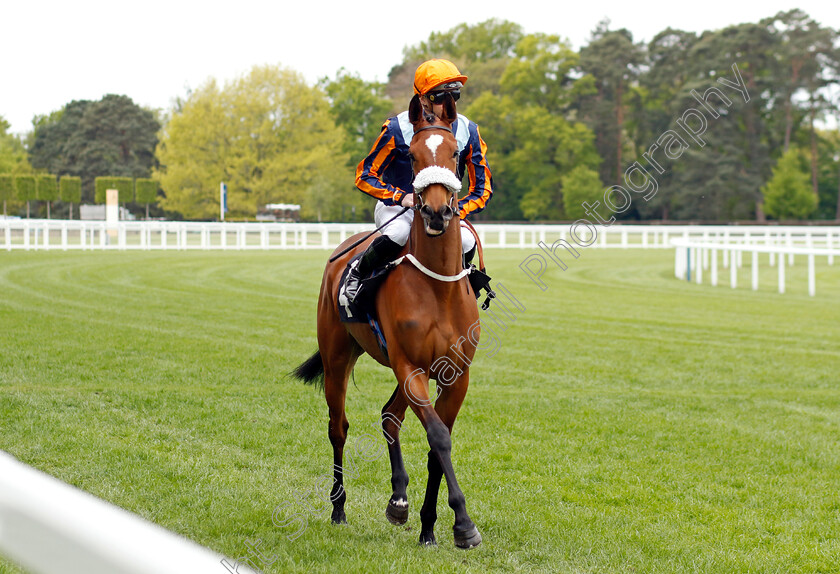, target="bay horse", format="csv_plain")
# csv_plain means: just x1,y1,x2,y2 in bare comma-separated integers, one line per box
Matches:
292,93,482,548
